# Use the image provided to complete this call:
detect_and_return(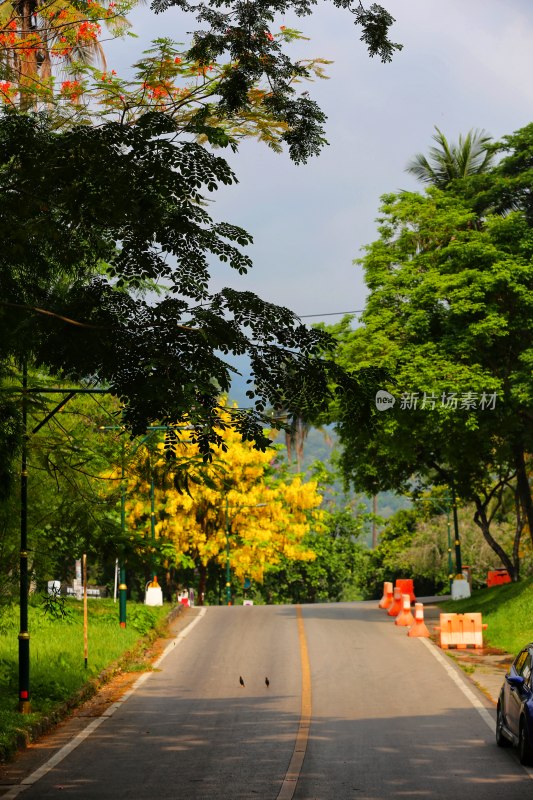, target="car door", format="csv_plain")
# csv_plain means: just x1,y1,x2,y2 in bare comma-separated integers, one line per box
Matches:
506,649,532,737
